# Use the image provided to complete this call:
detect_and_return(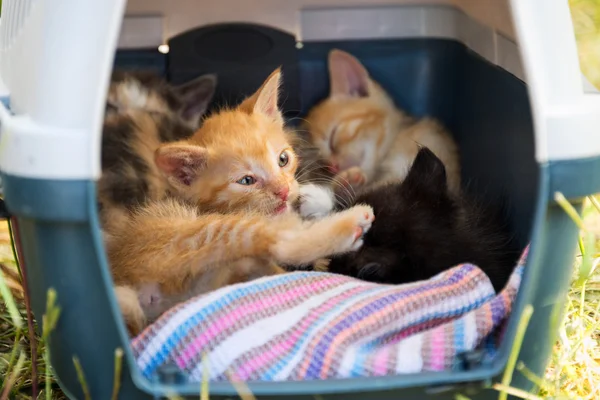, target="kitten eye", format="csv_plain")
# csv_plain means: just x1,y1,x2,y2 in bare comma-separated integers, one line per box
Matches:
329,126,338,152
236,175,256,186
278,151,289,167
